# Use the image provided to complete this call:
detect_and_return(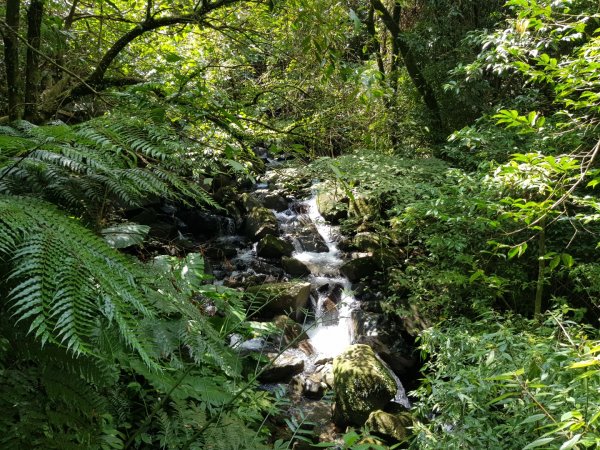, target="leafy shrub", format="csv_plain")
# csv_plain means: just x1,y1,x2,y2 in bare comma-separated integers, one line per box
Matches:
411,310,600,449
